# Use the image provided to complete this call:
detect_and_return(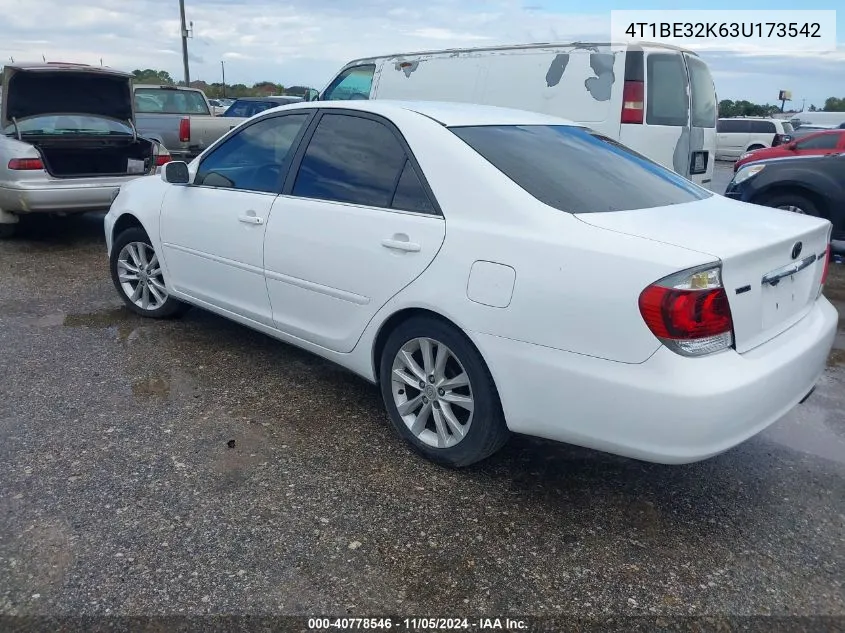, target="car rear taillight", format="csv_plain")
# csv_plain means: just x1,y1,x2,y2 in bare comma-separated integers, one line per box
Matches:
621,80,644,124
178,117,190,143
773,133,792,146
819,245,831,297
155,153,172,167
8,158,44,170
638,265,734,357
